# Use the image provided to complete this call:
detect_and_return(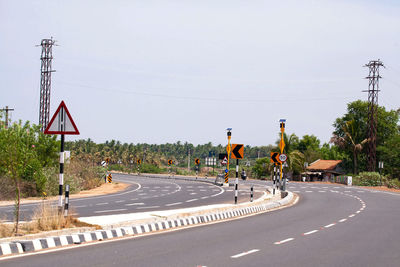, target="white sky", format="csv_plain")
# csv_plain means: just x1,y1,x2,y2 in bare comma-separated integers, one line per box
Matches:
1,0,399,146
